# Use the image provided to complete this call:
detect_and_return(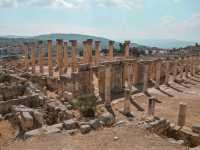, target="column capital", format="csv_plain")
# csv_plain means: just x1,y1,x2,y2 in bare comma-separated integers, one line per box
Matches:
124,41,130,45
70,40,77,46
47,40,52,43
87,39,93,44
56,39,63,44
83,41,87,45
95,41,100,45
64,41,68,45
109,40,115,45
